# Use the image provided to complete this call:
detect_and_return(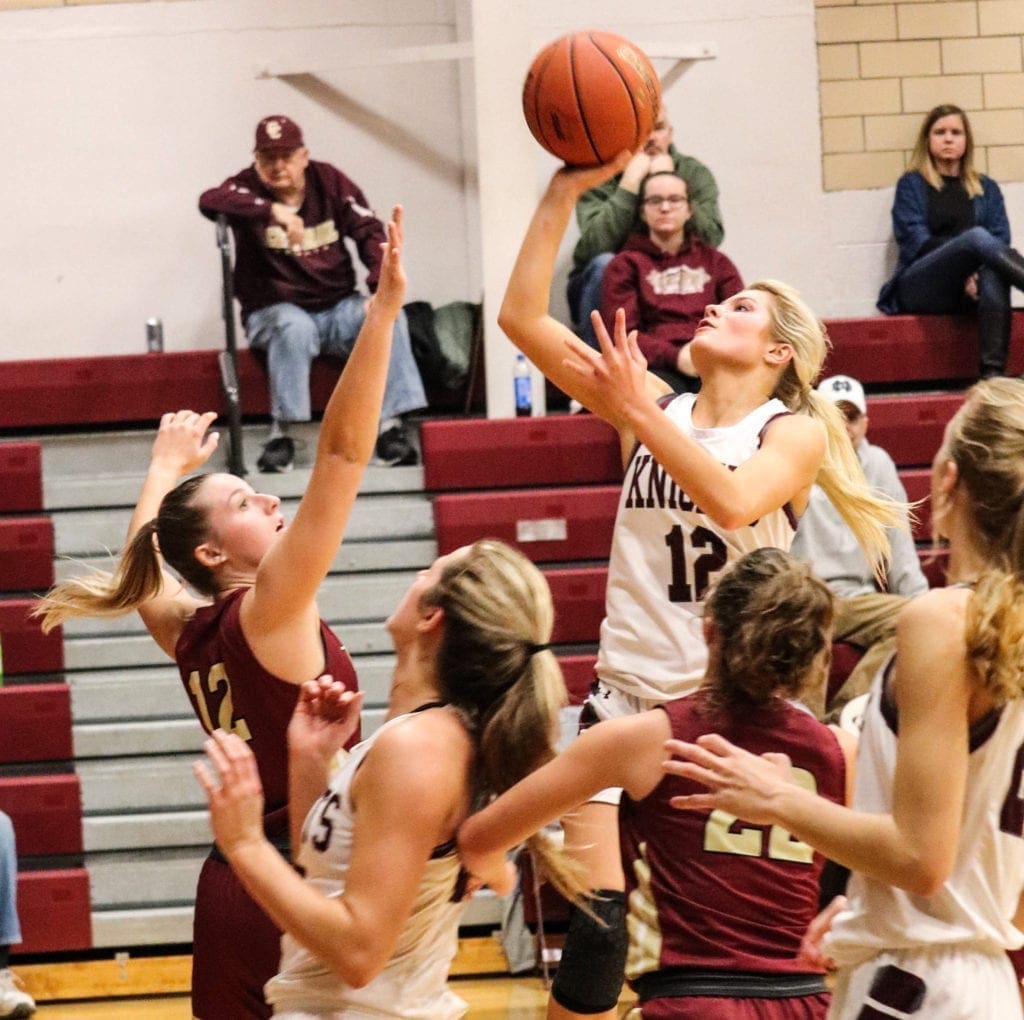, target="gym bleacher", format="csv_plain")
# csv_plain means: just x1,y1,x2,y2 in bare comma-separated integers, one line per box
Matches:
0,310,1021,993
